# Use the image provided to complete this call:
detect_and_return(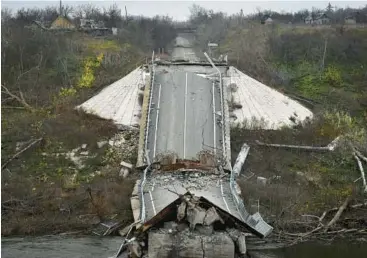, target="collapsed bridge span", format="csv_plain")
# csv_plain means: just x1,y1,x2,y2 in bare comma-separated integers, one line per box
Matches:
78,33,313,257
